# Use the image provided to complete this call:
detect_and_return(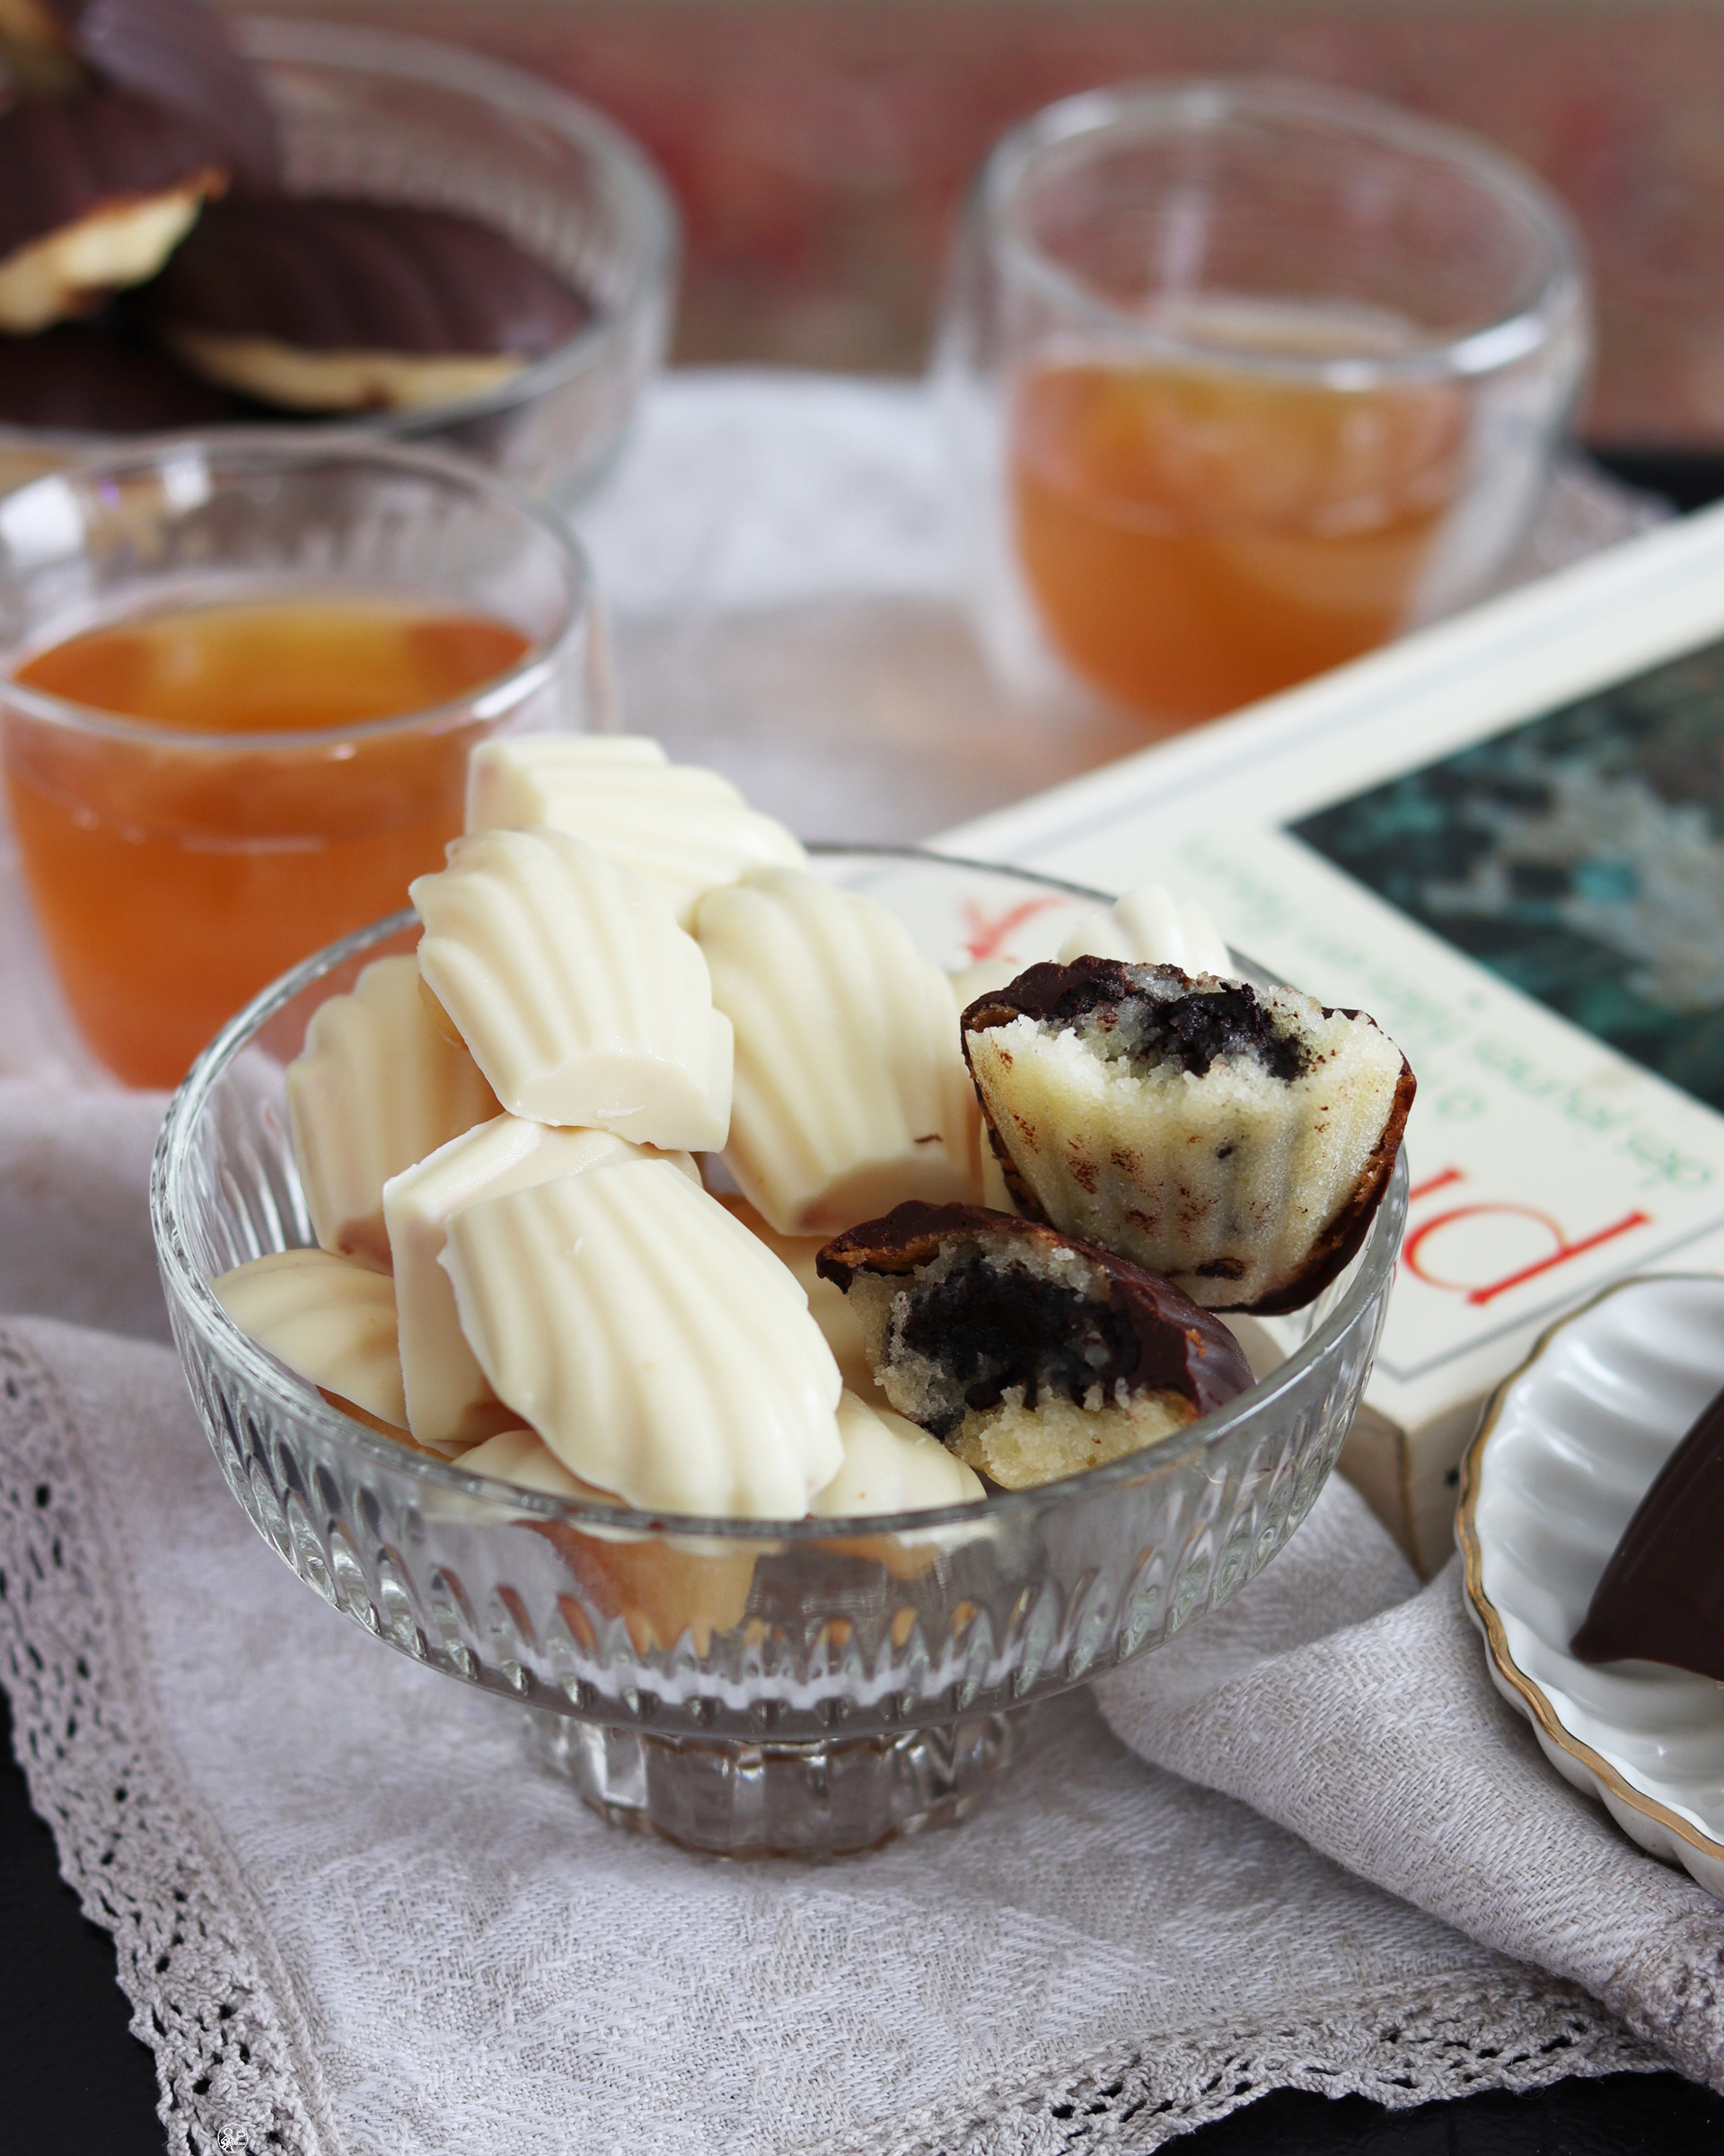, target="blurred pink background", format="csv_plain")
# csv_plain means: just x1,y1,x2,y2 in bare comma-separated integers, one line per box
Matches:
255,0,1724,446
